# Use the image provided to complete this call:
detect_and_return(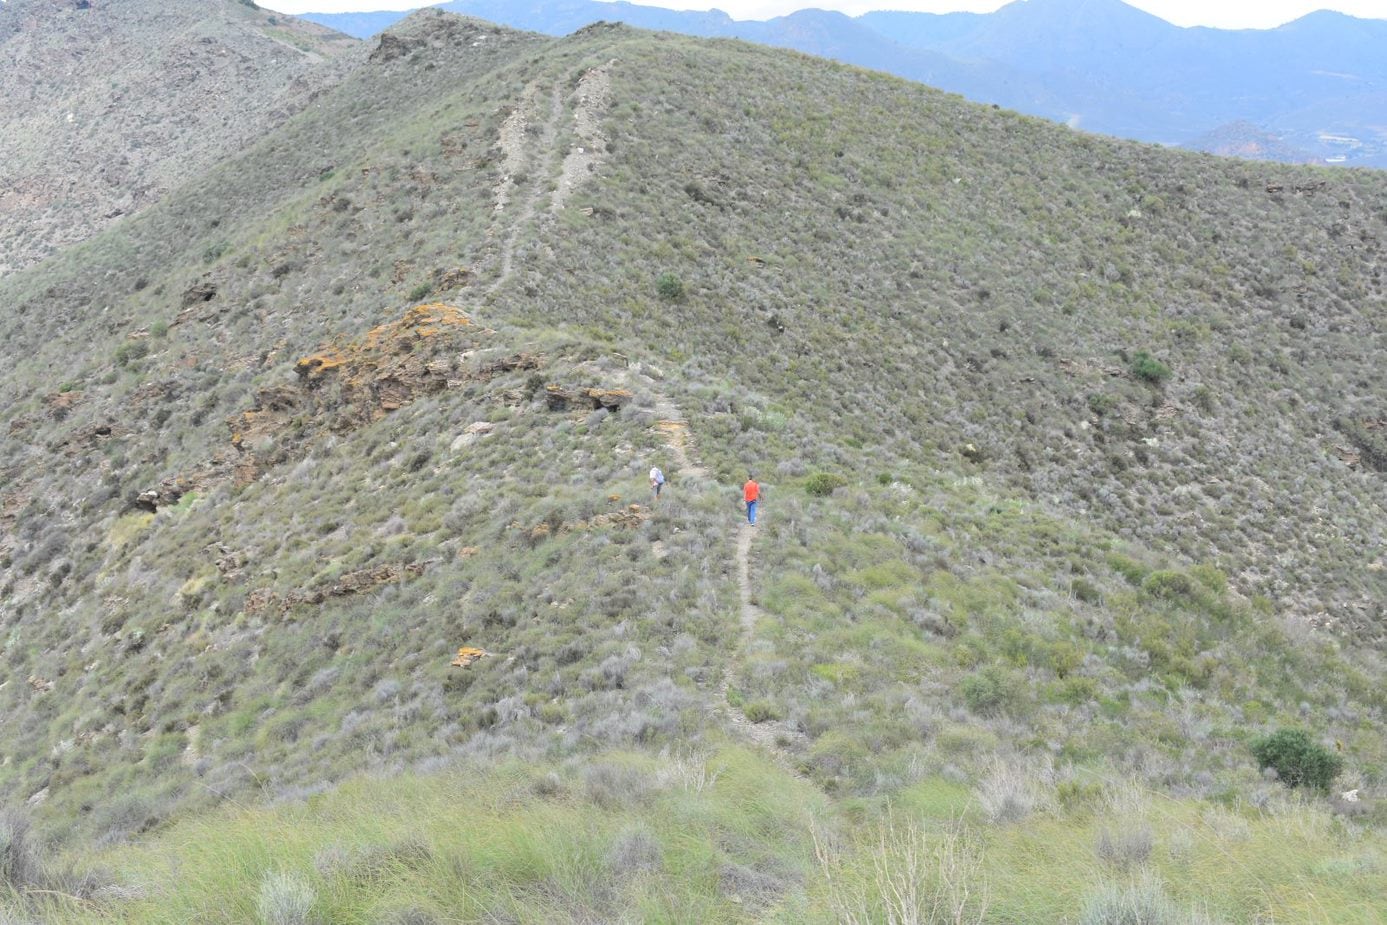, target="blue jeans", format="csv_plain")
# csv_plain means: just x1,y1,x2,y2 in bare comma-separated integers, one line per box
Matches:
746,500,757,525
